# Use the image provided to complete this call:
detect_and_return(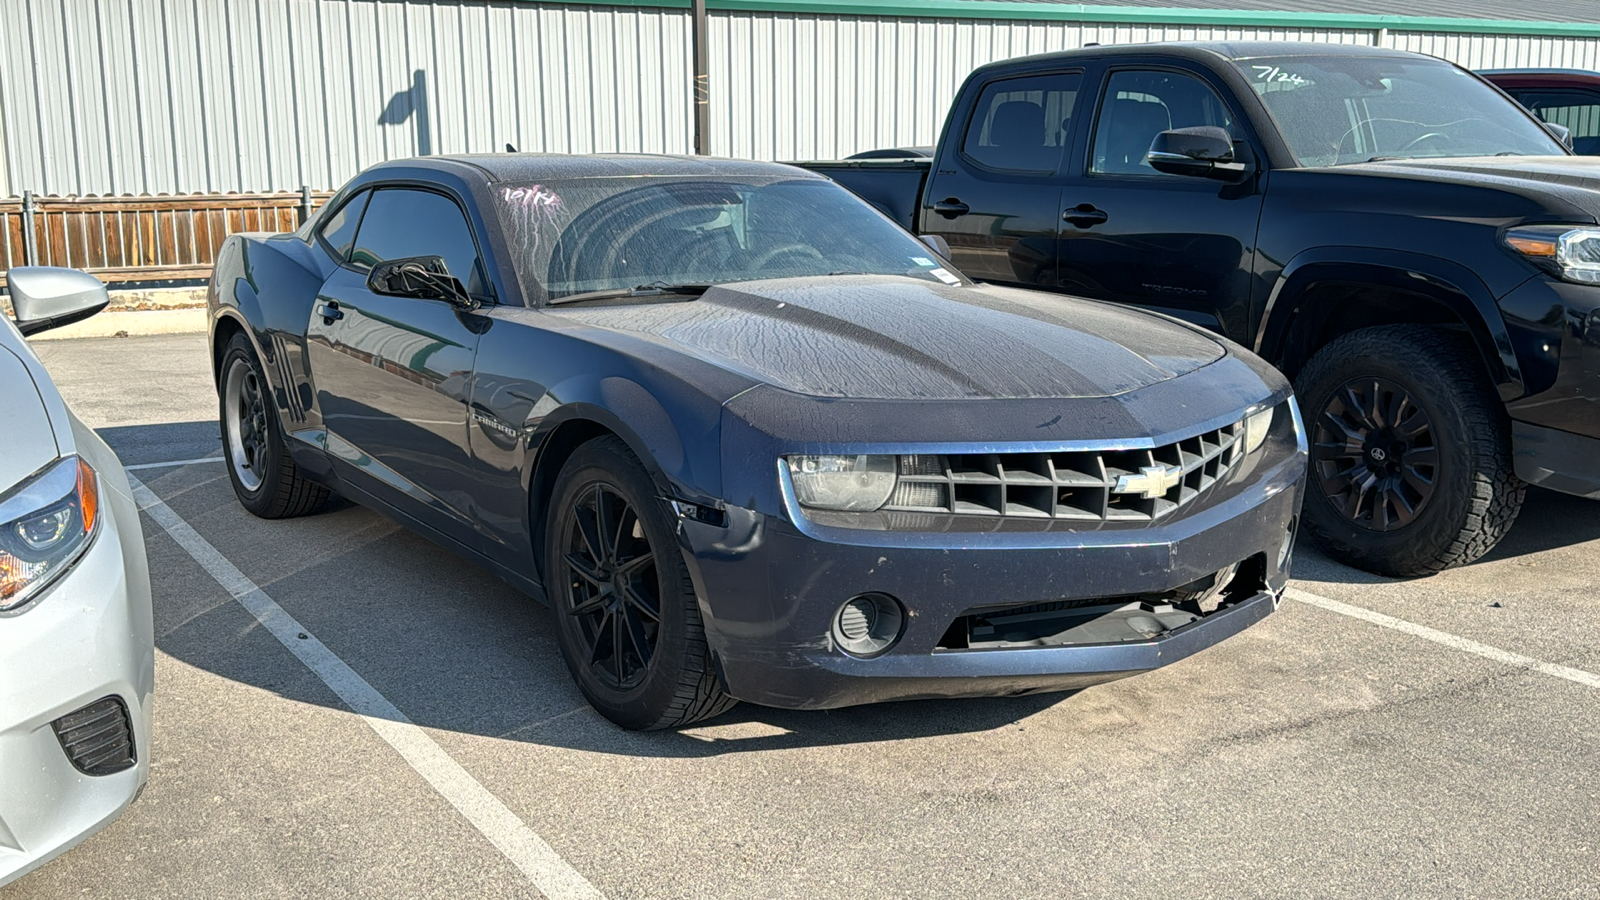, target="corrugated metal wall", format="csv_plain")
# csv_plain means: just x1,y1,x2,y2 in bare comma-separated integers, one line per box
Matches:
705,16,1377,160
0,0,693,196
3,0,1600,197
